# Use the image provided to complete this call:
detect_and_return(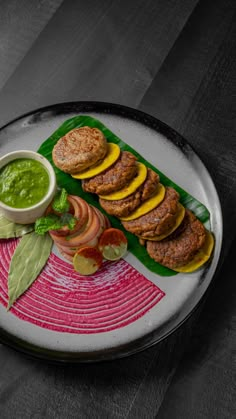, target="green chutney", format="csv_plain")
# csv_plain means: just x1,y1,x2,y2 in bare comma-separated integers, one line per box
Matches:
0,158,50,208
